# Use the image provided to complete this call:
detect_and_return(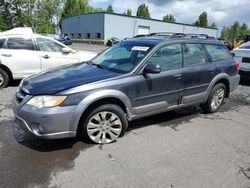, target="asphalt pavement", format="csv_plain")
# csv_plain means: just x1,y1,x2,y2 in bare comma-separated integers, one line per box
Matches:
0,44,249,188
